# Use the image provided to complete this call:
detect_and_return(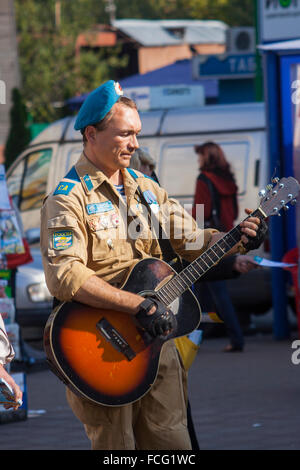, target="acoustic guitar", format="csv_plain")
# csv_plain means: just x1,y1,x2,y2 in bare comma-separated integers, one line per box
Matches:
44,177,299,406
